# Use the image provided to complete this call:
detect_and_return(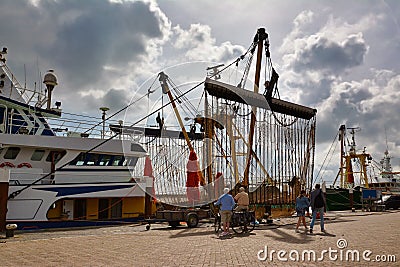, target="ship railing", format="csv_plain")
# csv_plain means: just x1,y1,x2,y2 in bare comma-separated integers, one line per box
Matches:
5,109,140,141
49,113,143,141
0,63,46,106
